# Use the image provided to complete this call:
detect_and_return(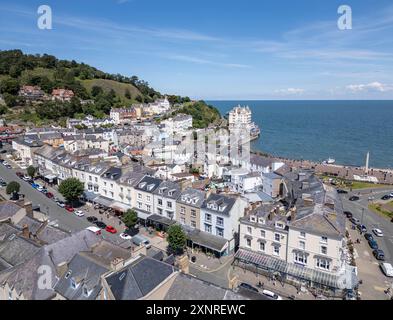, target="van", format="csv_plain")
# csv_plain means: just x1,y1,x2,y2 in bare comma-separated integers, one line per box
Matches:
132,235,151,249
380,263,393,277
262,289,283,300
86,226,102,235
